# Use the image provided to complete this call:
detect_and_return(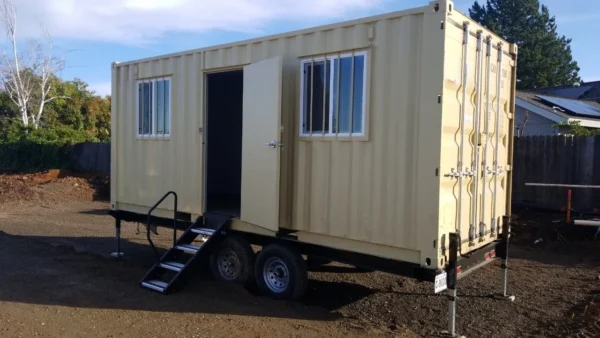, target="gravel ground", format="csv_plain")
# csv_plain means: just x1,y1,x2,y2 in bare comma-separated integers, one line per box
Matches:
0,173,598,337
